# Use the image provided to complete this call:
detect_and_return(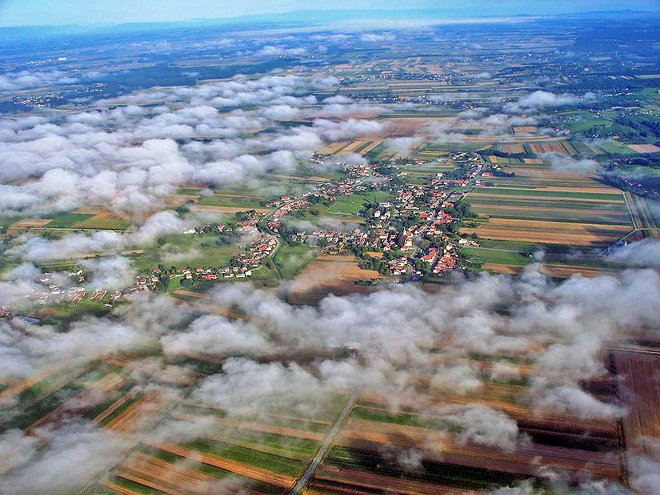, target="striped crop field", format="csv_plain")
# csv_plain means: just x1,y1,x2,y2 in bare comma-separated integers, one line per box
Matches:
467,163,633,250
